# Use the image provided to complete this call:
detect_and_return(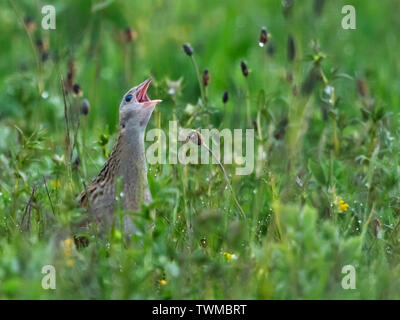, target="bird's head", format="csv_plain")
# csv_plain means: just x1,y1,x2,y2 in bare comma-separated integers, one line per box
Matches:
119,78,162,135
